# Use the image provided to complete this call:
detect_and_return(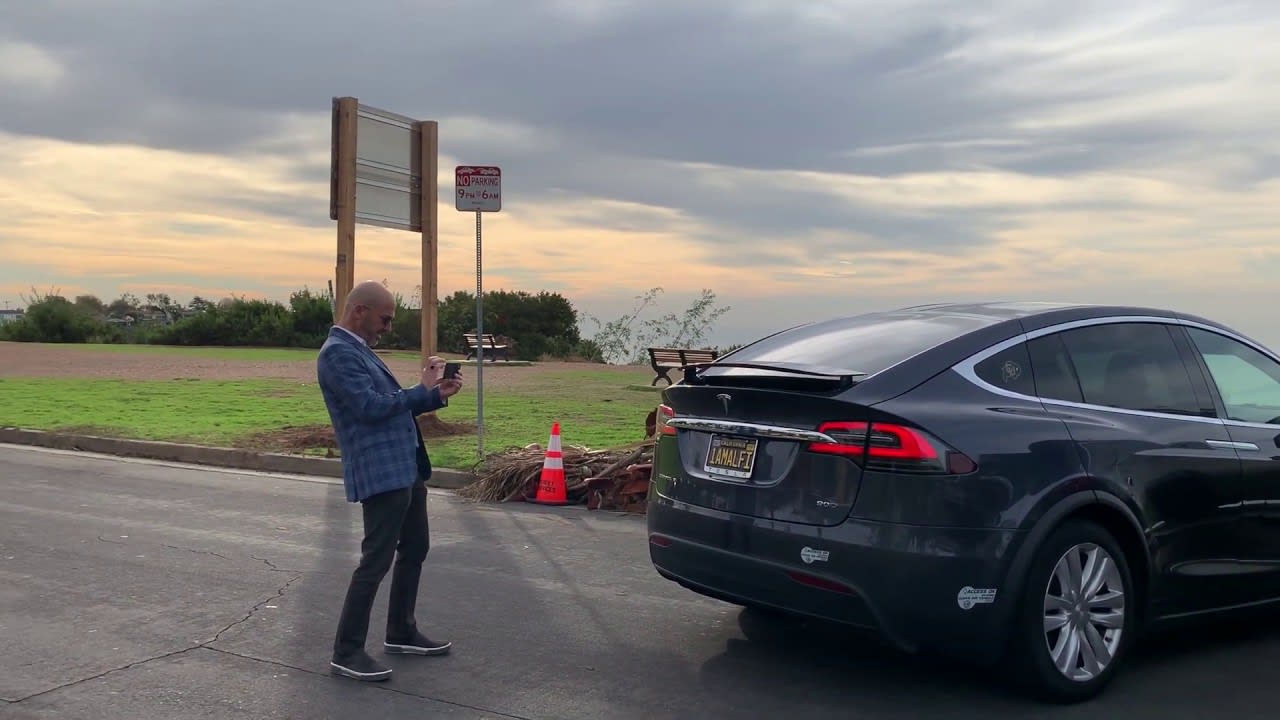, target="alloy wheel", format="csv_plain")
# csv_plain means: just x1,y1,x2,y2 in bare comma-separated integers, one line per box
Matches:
1042,542,1126,682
